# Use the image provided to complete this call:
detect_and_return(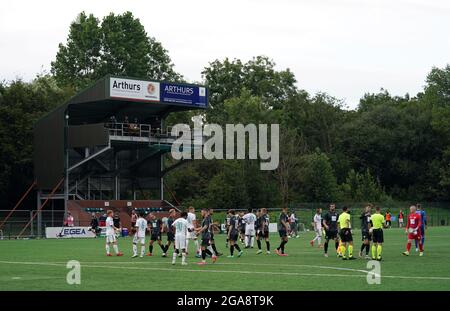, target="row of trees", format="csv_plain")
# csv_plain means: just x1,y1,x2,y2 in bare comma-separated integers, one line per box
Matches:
1,11,449,210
